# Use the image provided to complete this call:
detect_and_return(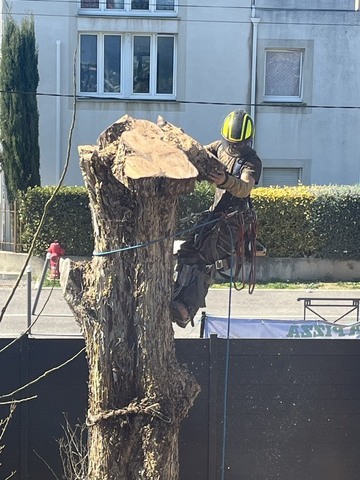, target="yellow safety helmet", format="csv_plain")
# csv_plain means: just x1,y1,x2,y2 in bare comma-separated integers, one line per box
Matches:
221,109,254,144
